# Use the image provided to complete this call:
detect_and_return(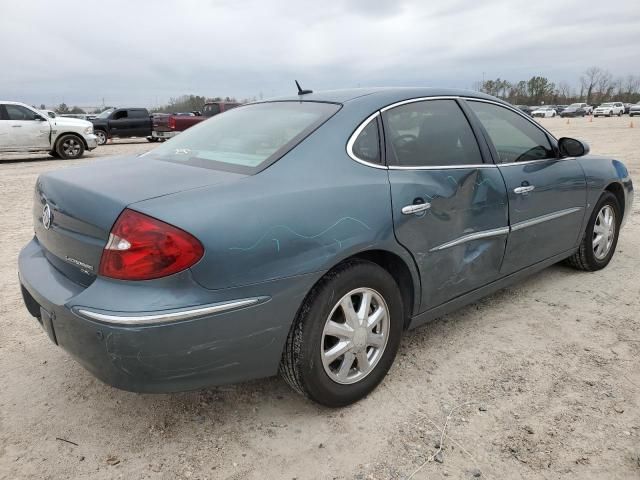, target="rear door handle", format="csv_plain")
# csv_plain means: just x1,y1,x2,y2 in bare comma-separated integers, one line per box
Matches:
514,185,535,194
11,125,22,128
402,203,431,215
